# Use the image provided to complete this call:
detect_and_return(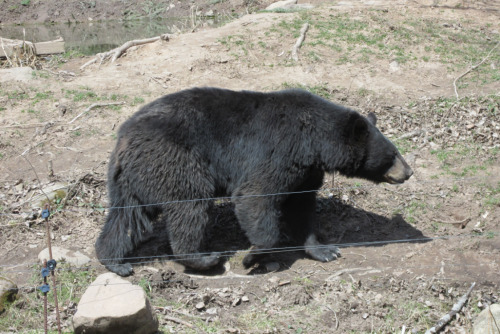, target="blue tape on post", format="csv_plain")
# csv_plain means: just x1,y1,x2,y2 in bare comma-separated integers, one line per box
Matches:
41,267,50,278
41,209,50,219
39,284,50,293
47,259,57,271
